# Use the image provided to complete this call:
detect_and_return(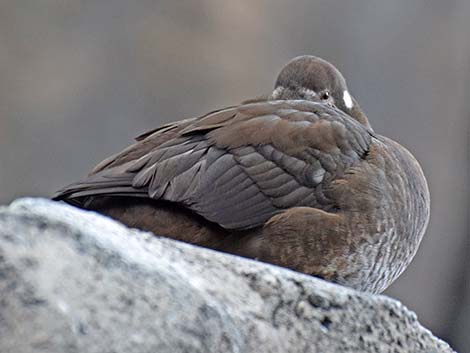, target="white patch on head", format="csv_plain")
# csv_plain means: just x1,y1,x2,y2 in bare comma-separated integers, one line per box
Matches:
271,86,285,100
298,87,317,99
271,86,318,100
343,90,353,109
